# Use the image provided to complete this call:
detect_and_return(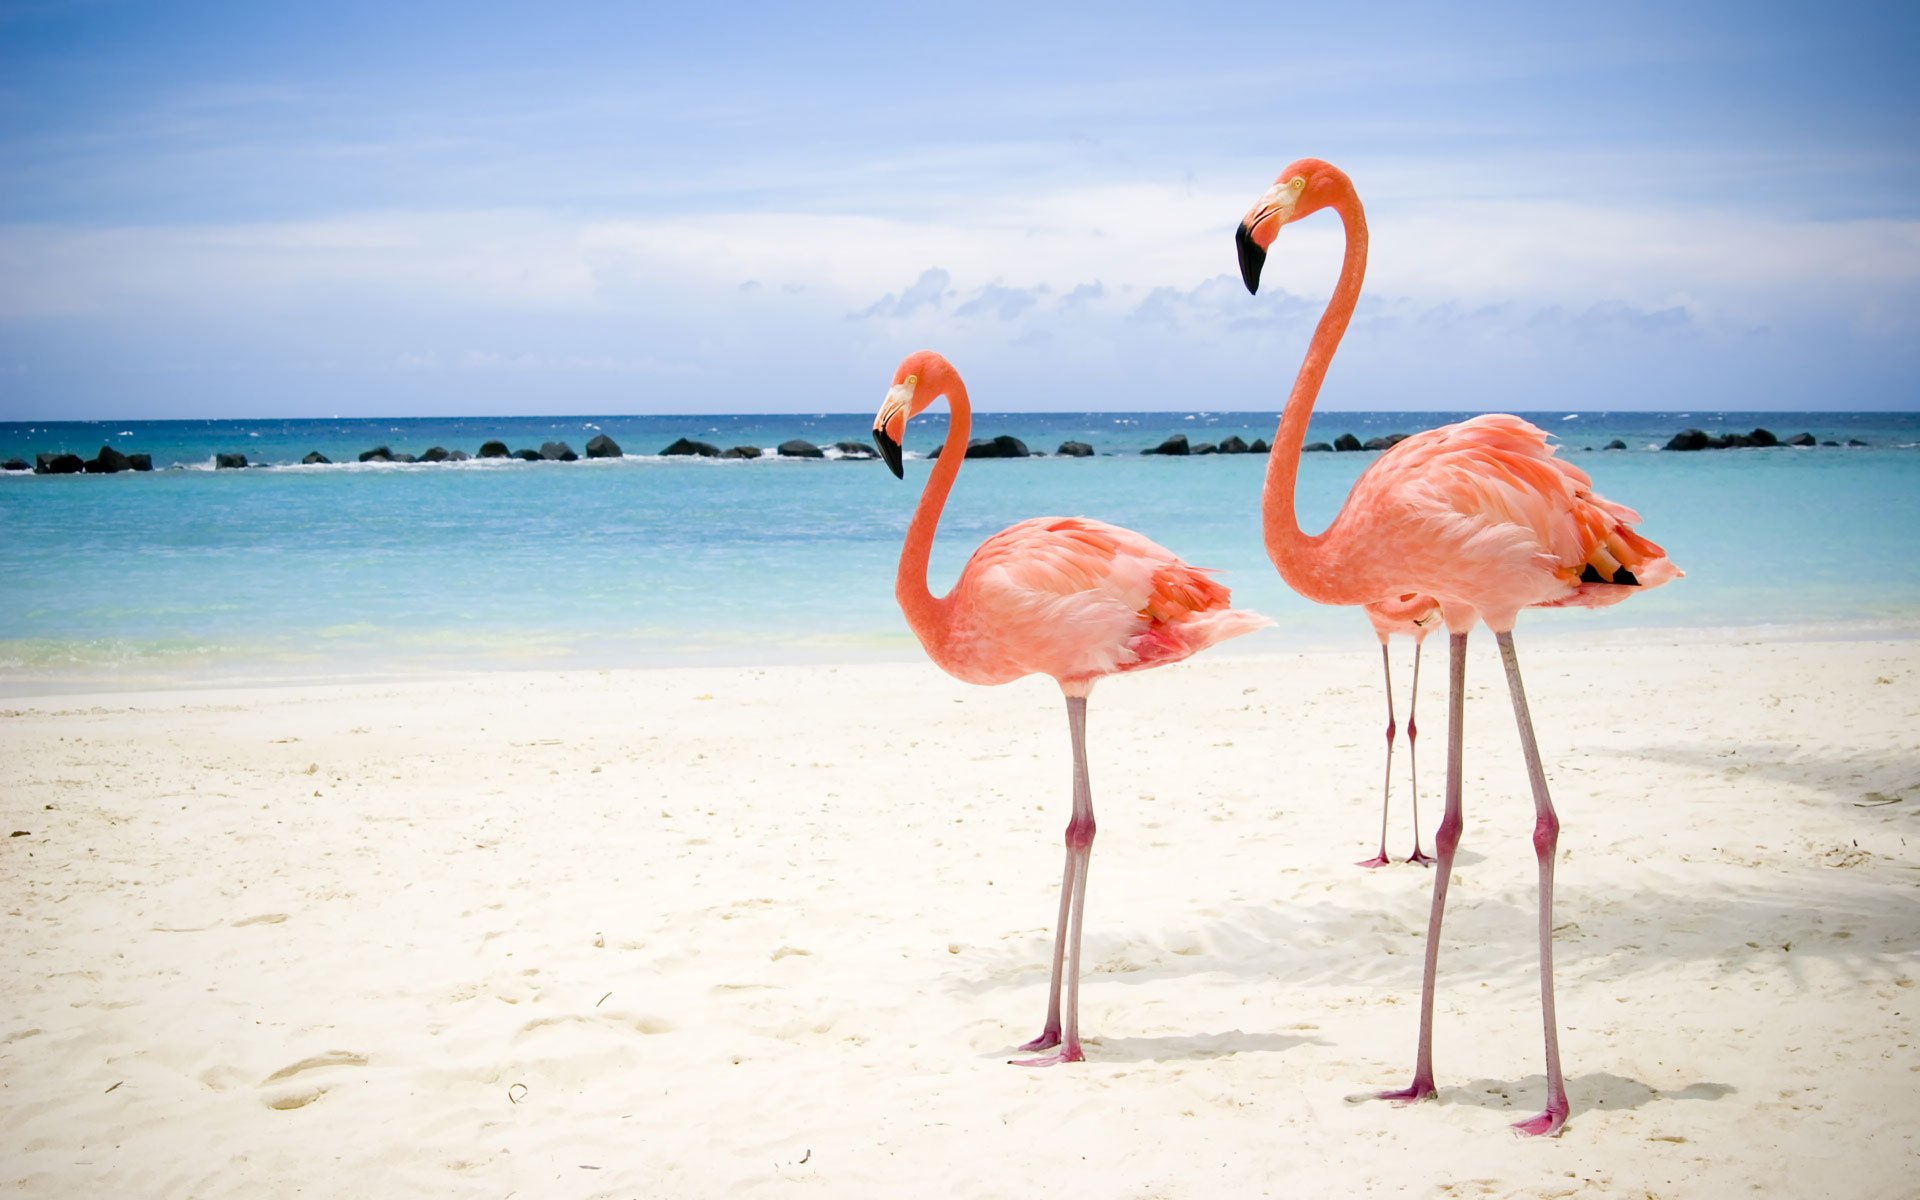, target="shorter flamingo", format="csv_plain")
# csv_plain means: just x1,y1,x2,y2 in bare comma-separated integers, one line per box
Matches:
872,350,1269,1065
1356,593,1439,869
